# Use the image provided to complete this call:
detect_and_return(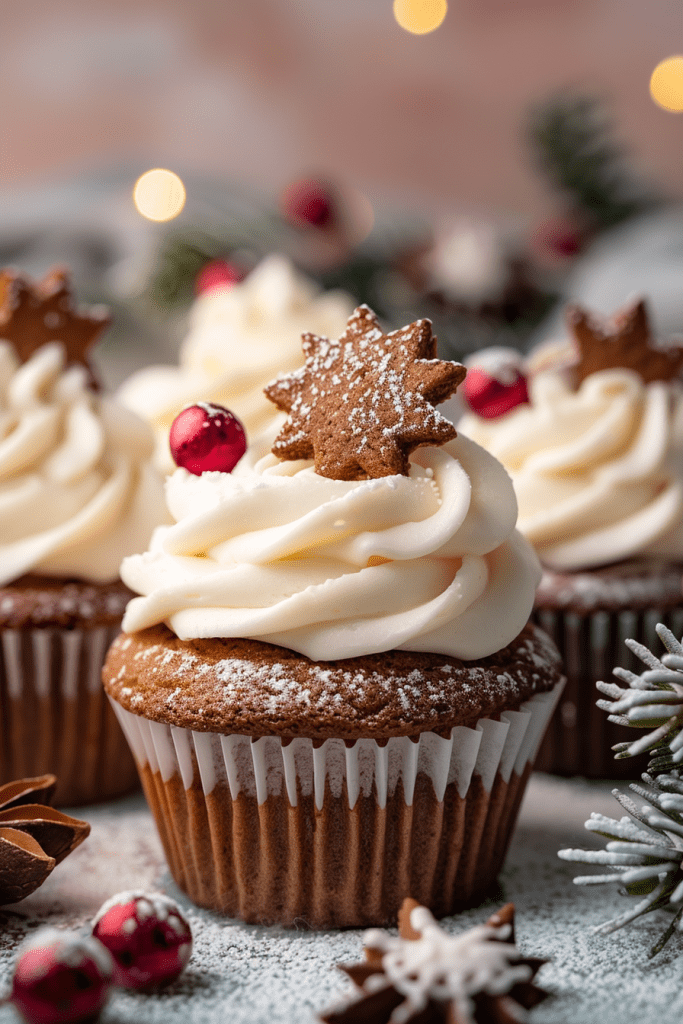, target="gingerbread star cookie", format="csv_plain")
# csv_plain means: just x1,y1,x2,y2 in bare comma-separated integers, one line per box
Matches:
265,305,465,480
320,899,547,1024
0,267,111,379
567,298,683,386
